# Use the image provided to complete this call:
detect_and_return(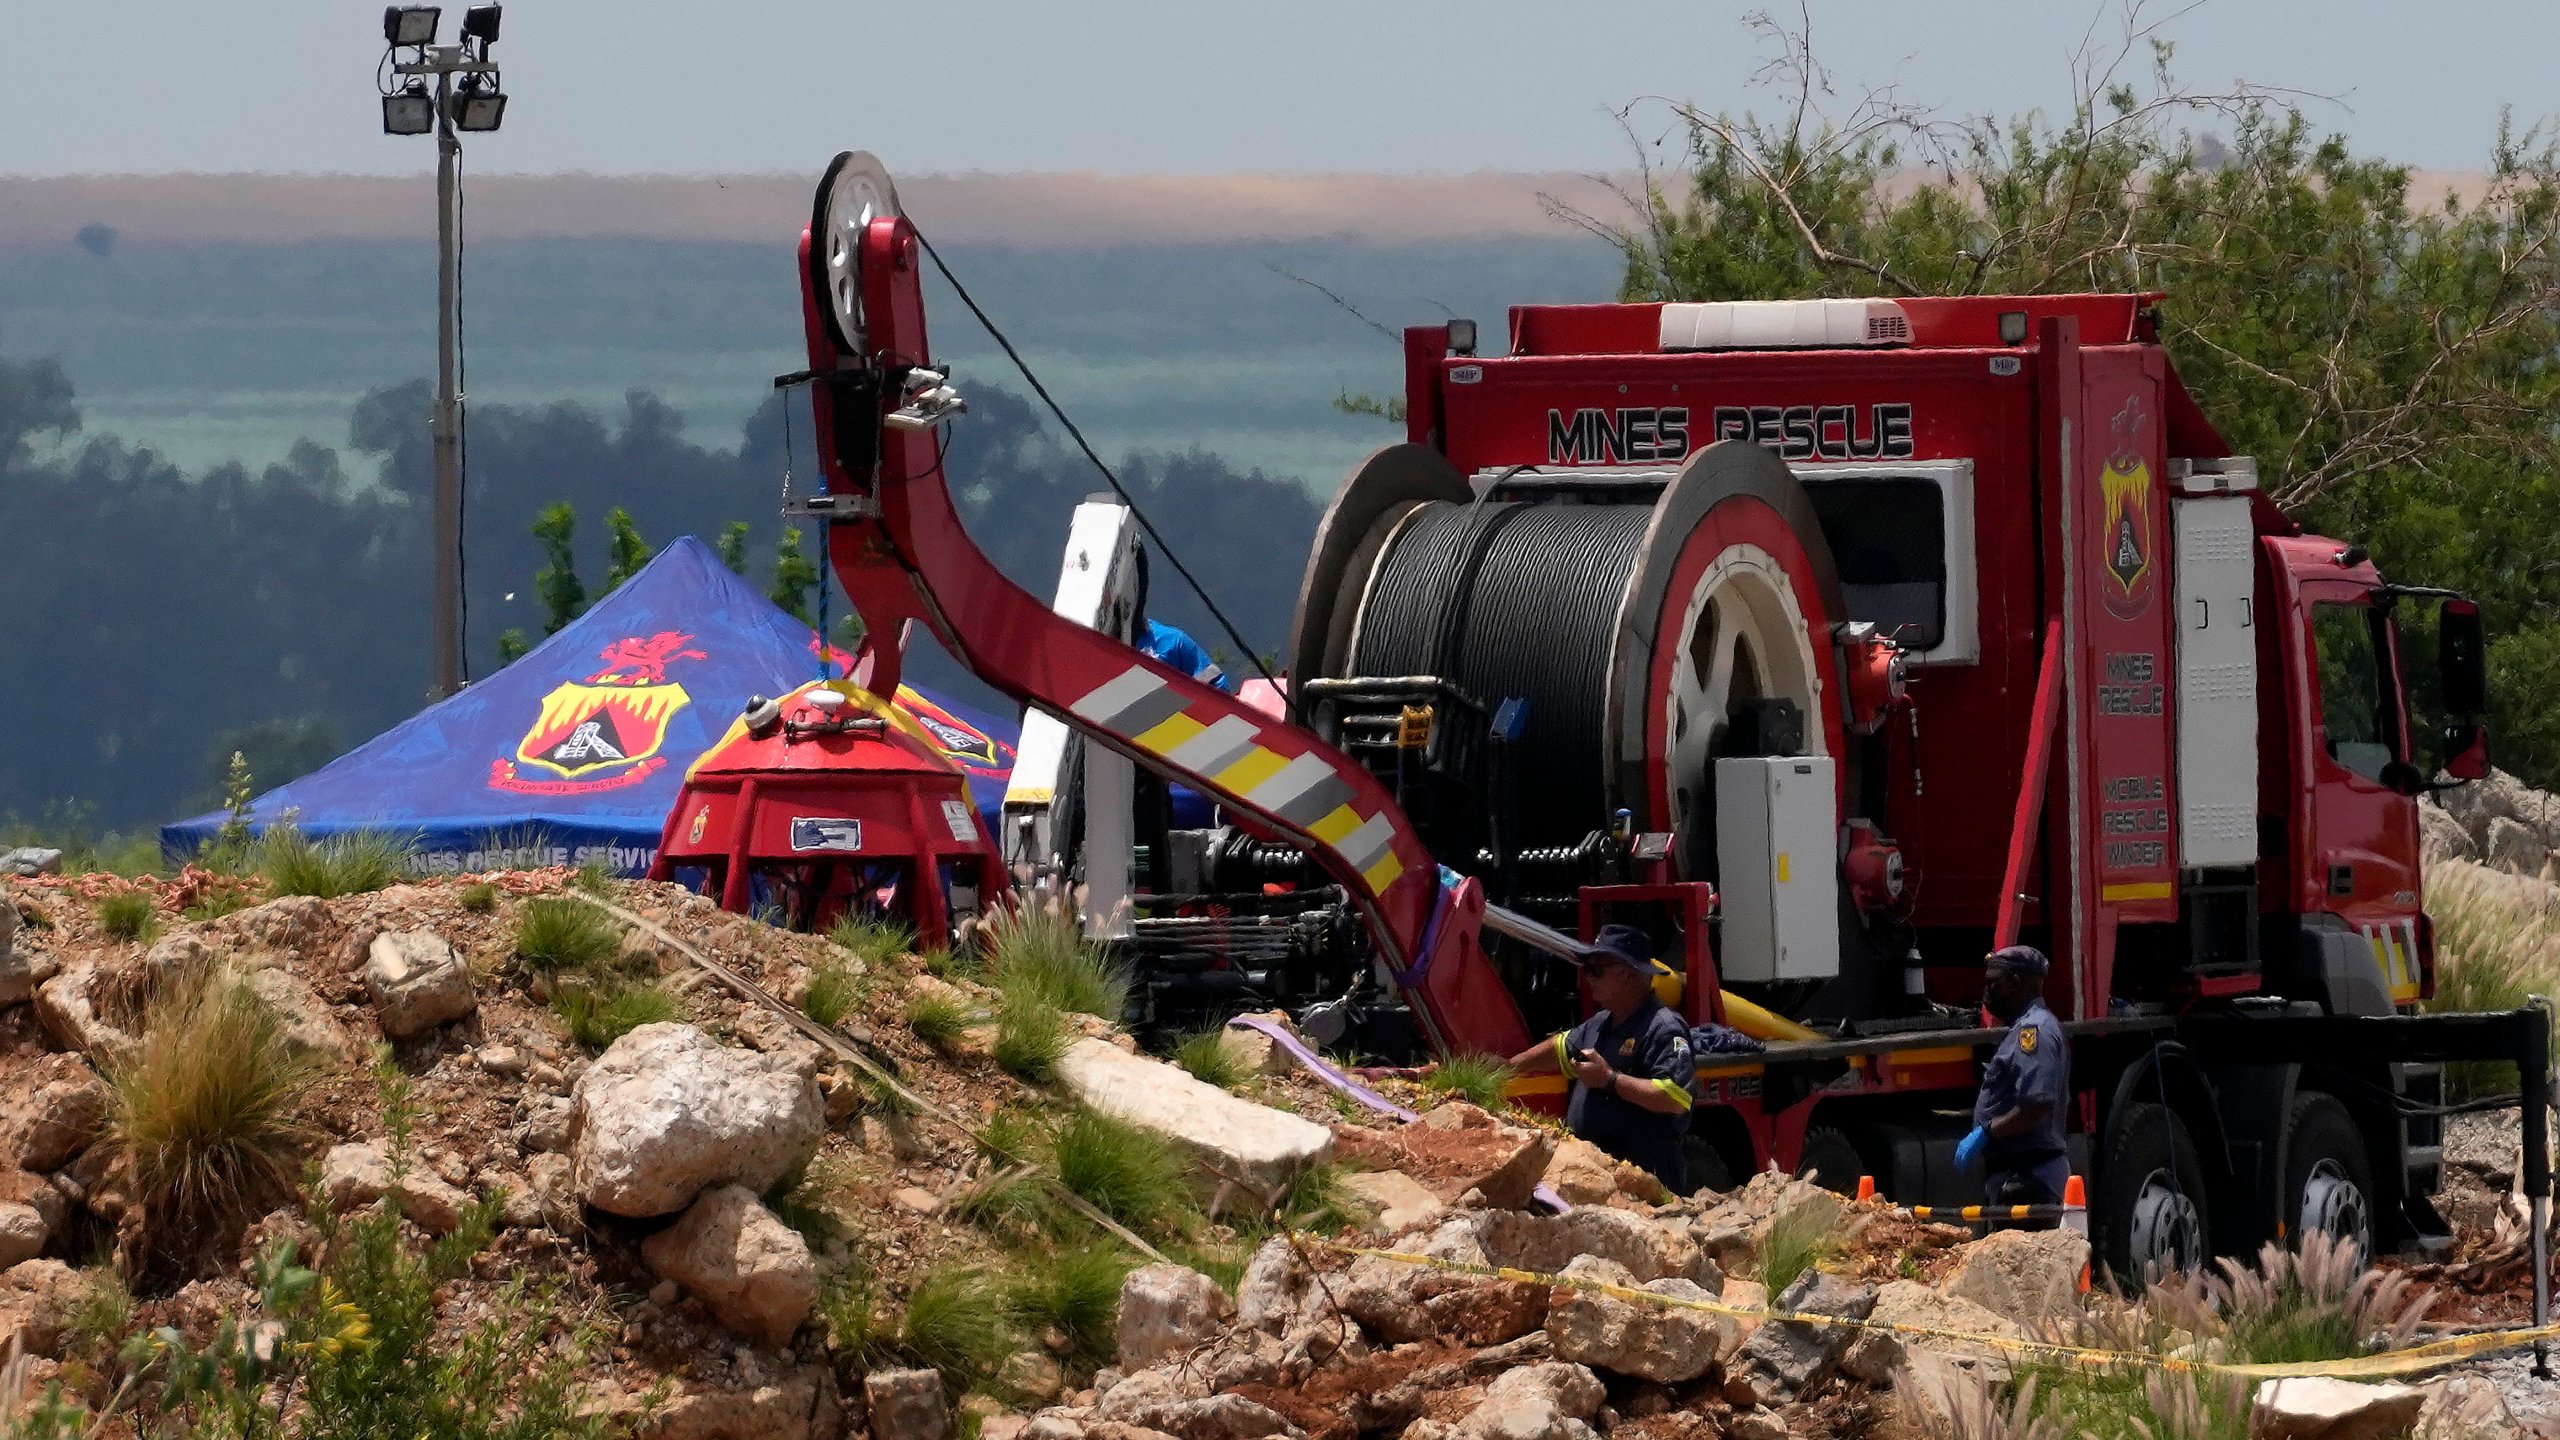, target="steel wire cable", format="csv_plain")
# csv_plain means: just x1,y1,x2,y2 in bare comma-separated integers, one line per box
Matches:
1350,499,1652,846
